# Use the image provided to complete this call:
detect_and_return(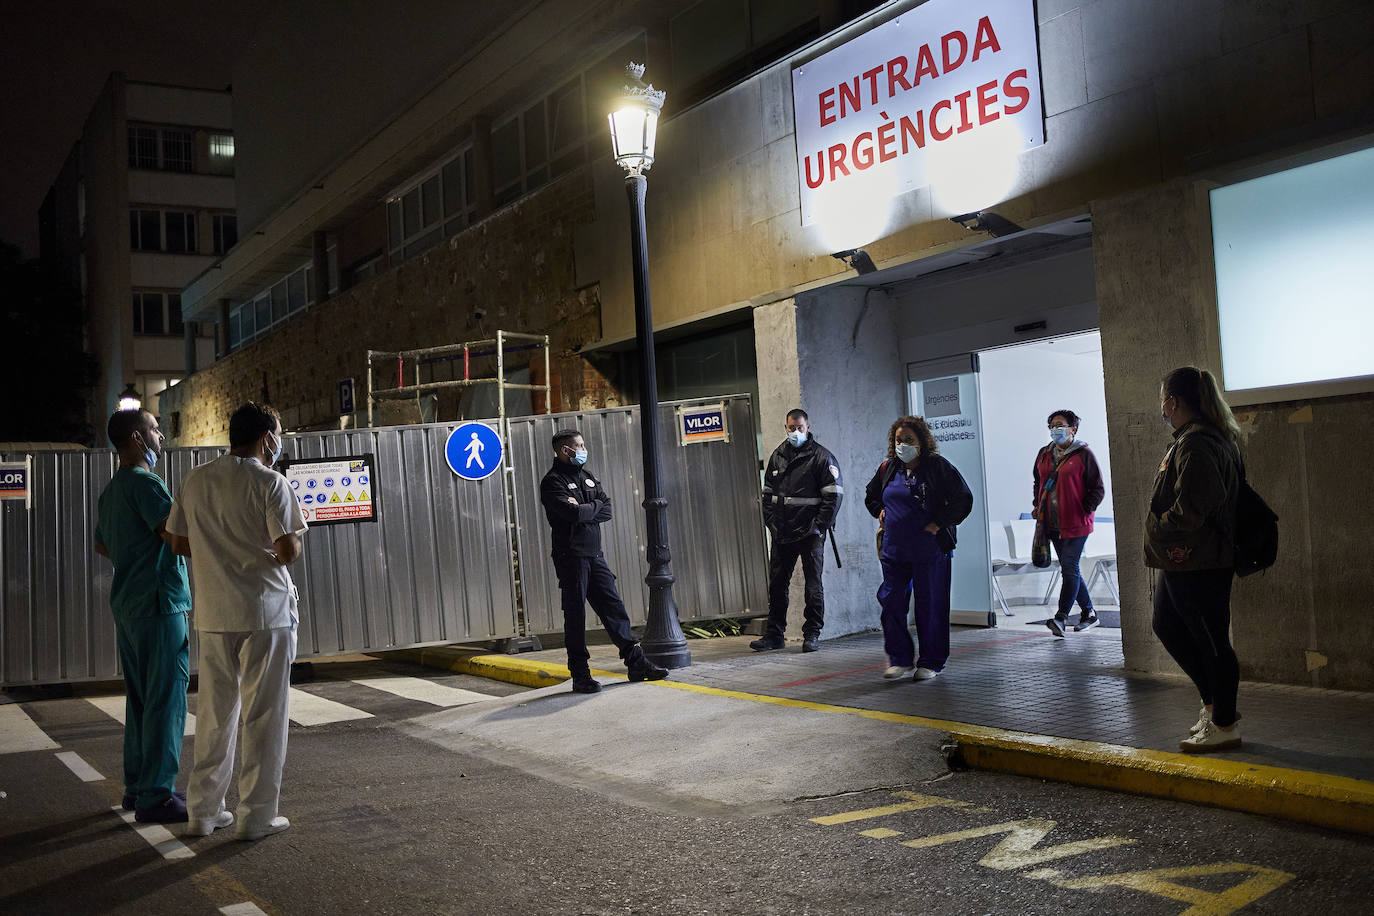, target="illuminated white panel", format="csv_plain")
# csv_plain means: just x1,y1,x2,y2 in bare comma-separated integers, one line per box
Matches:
1210,146,1374,395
